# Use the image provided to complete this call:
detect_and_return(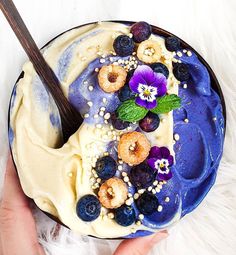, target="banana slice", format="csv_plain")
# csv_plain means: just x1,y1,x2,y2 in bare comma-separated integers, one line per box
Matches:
137,40,162,64
98,177,128,209
98,65,127,93
118,131,151,165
